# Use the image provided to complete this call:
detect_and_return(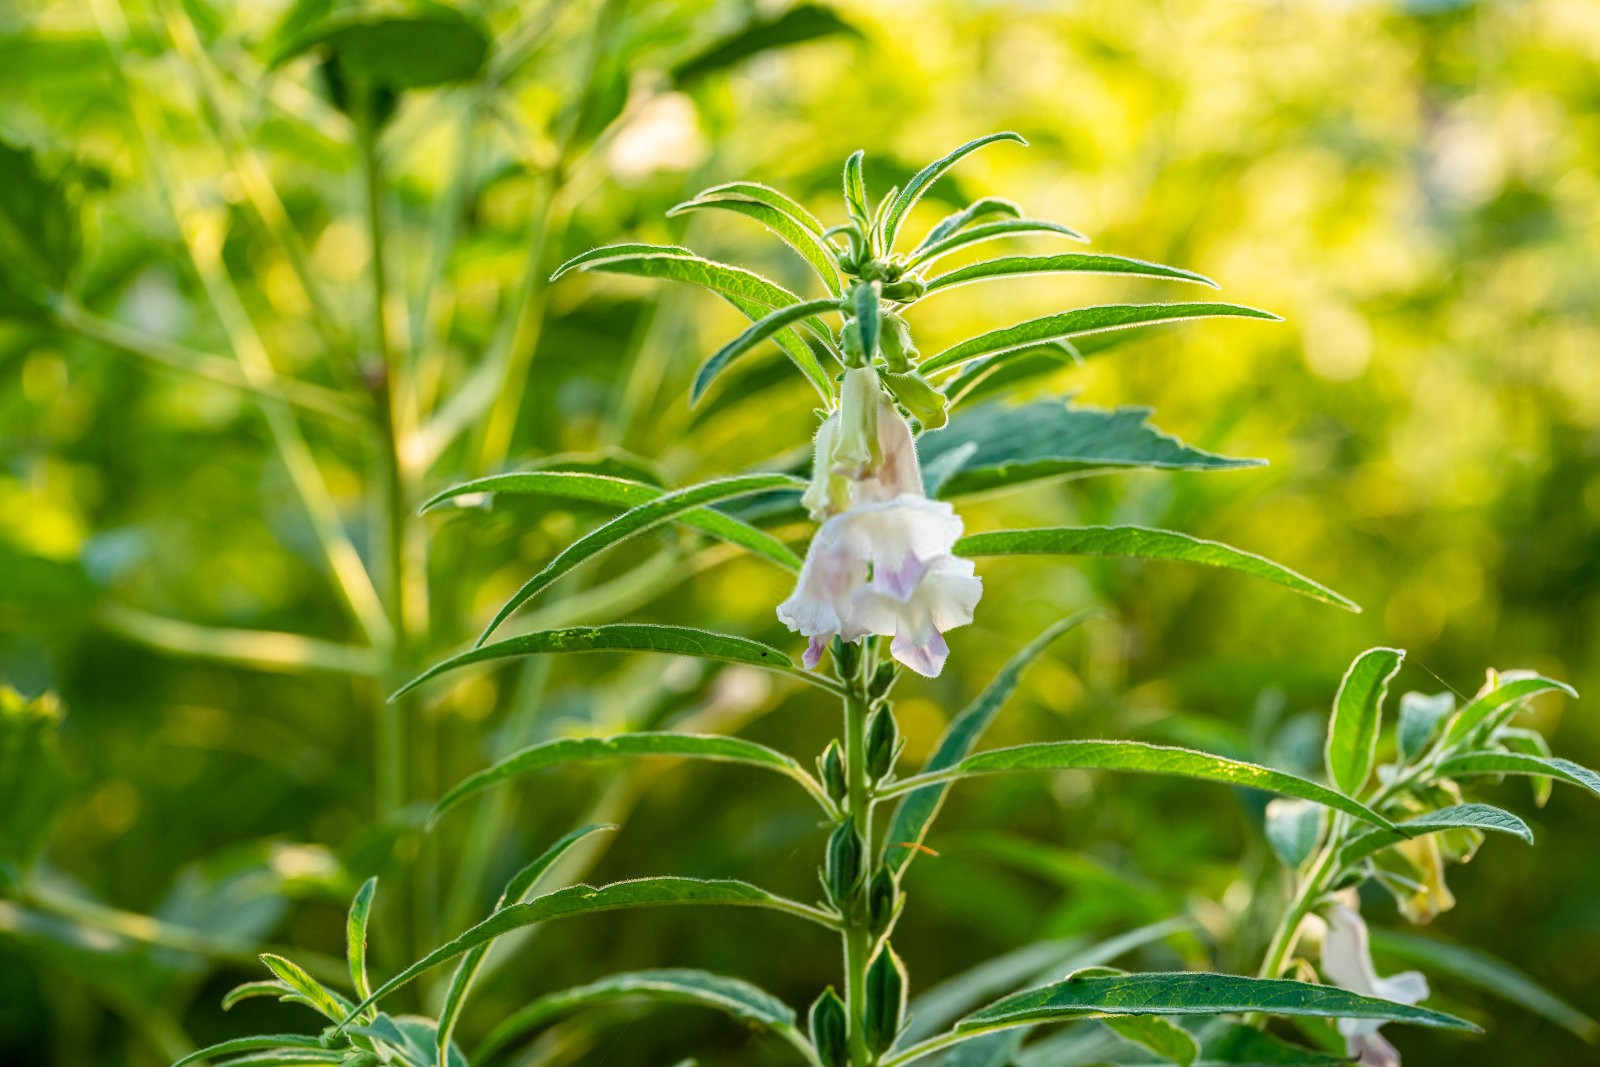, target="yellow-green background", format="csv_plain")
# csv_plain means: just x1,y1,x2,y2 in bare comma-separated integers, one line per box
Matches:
2,0,1597,1063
